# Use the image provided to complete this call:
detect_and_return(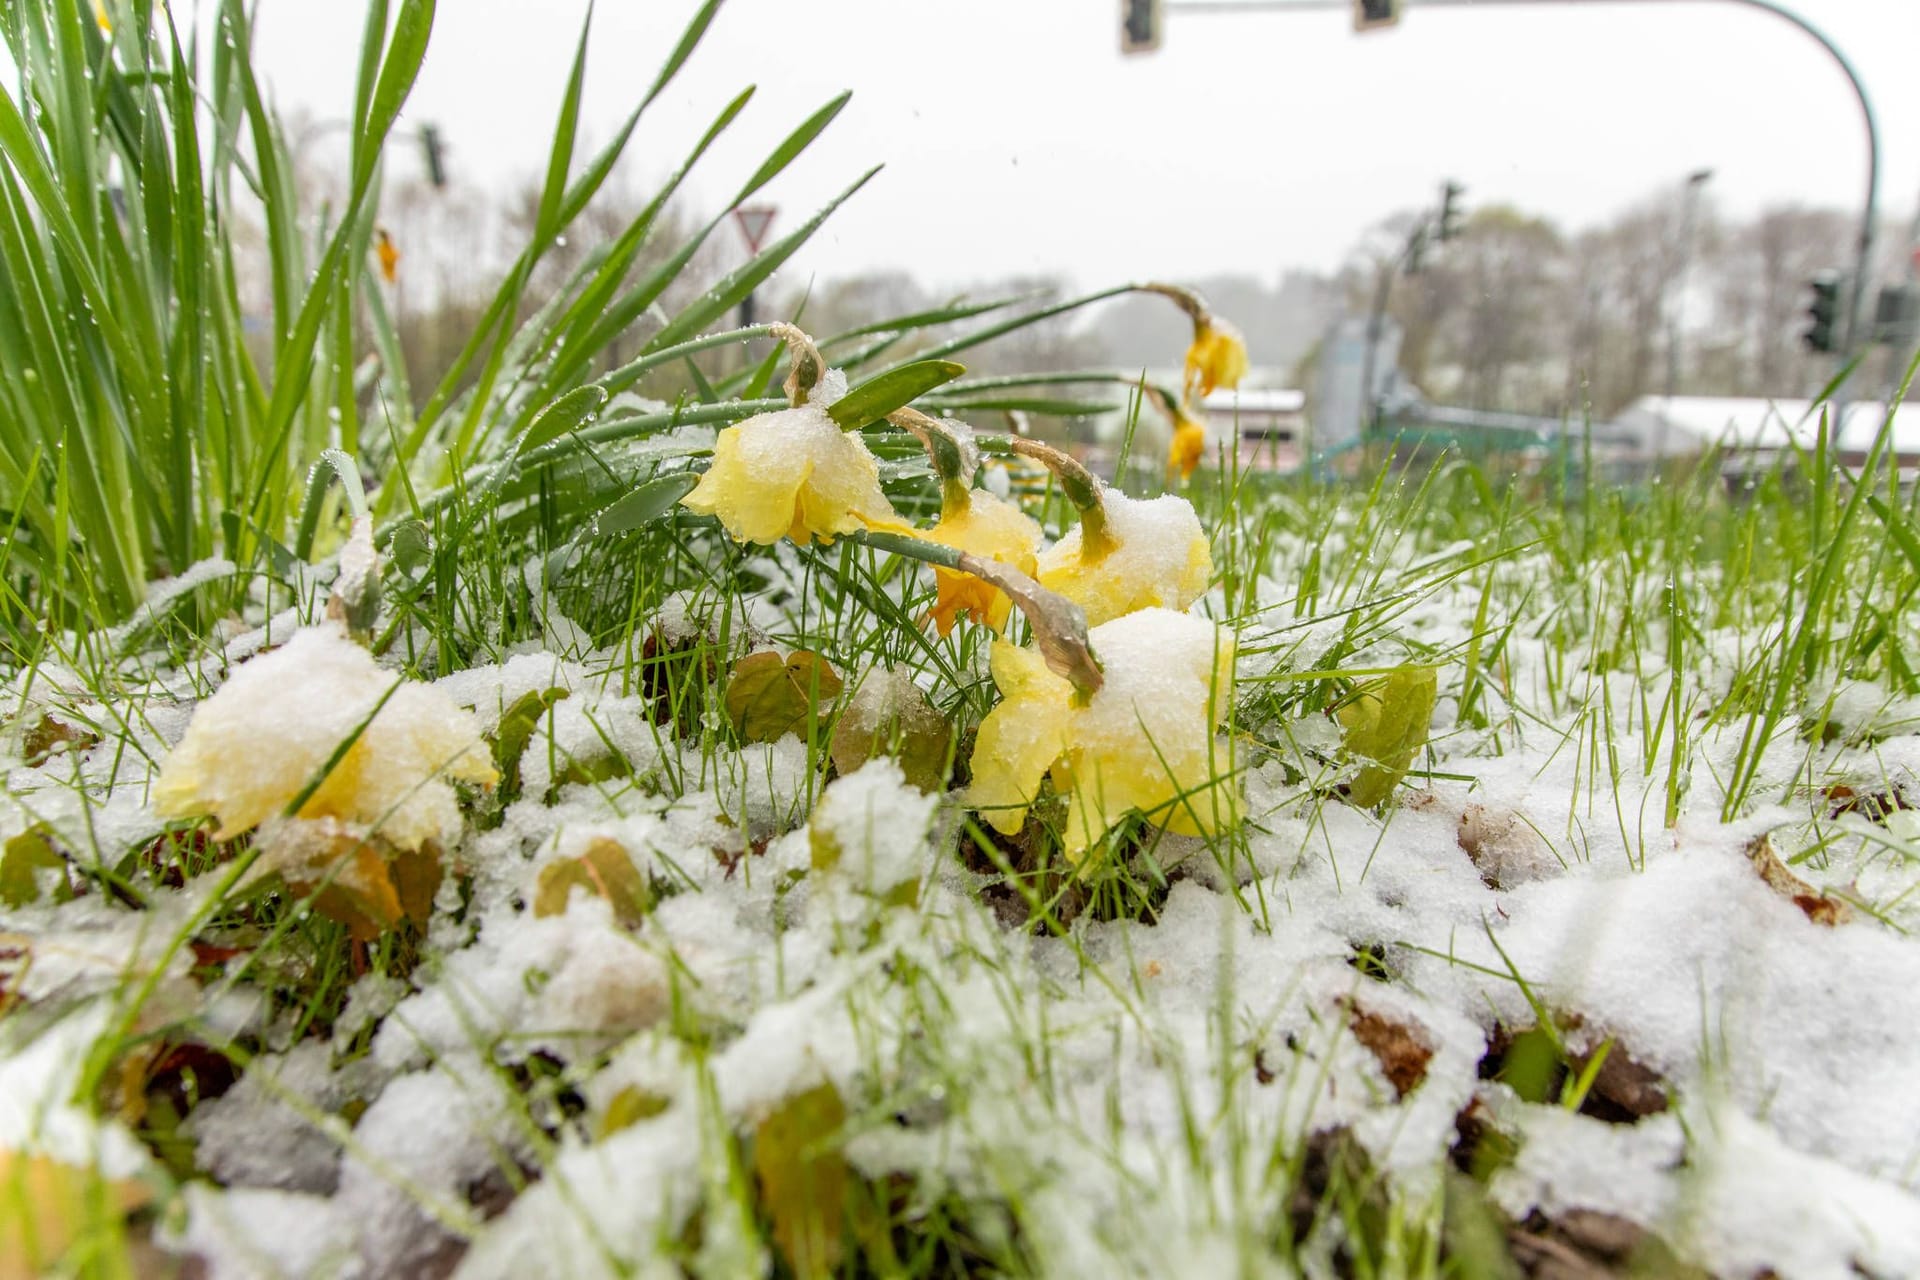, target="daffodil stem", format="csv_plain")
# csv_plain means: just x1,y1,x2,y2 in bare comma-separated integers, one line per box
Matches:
846,529,1103,698
848,528,962,572
1005,438,1115,560
1138,281,1213,326
888,407,975,519
769,322,825,406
